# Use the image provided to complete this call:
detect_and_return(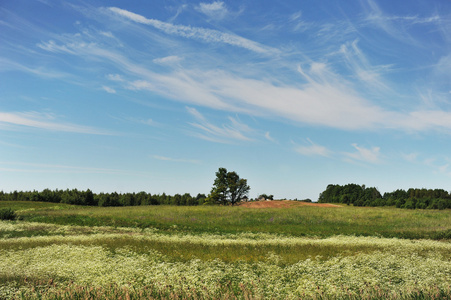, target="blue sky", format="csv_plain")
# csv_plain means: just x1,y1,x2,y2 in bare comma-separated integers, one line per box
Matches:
1,0,451,200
